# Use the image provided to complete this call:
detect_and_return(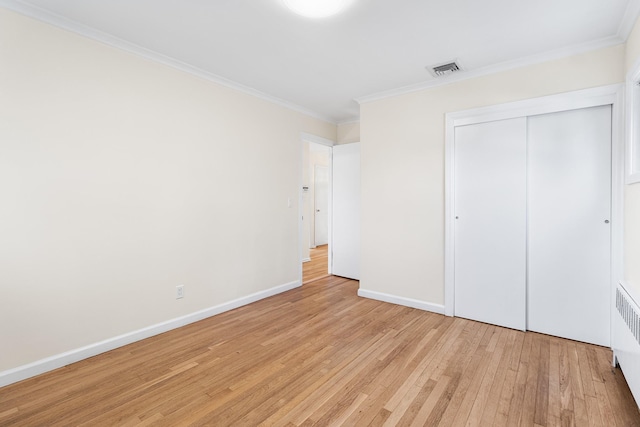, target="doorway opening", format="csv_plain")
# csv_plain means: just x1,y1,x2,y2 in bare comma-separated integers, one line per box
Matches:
303,244,330,283
300,135,333,284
